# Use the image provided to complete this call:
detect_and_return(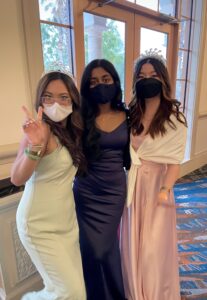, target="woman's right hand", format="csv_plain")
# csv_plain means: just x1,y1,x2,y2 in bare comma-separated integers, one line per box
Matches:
157,190,174,207
22,106,49,146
